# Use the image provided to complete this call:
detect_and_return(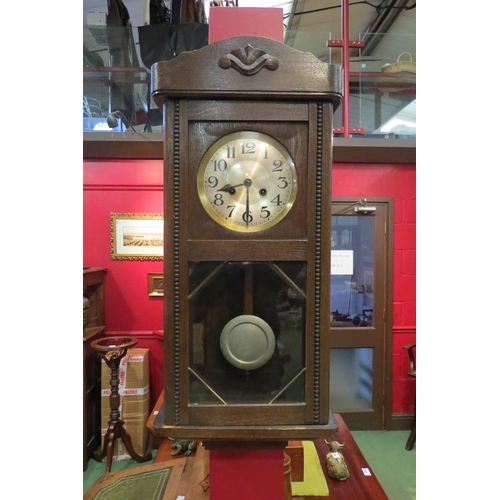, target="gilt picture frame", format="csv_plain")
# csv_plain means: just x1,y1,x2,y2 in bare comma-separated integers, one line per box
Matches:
148,273,164,296
110,213,163,260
